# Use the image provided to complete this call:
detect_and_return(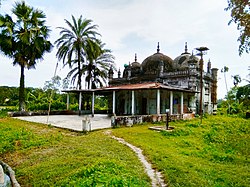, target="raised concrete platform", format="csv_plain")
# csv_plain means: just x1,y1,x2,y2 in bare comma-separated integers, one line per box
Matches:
14,114,111,131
